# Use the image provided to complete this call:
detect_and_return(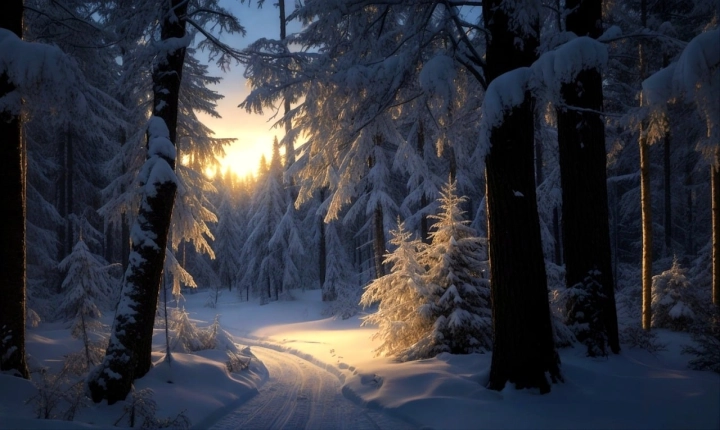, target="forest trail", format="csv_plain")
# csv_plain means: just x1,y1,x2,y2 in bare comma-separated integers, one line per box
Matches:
199,346,414,430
